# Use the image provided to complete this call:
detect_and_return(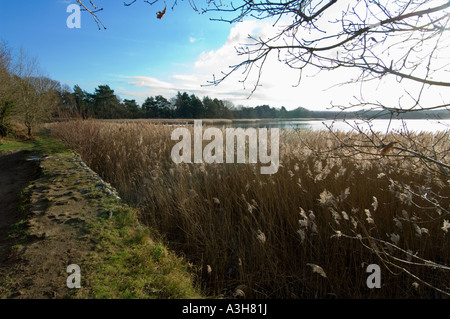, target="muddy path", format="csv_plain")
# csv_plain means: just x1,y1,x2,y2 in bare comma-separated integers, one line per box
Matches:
0,150,41,265
0,135,203,300
0,150,108,298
